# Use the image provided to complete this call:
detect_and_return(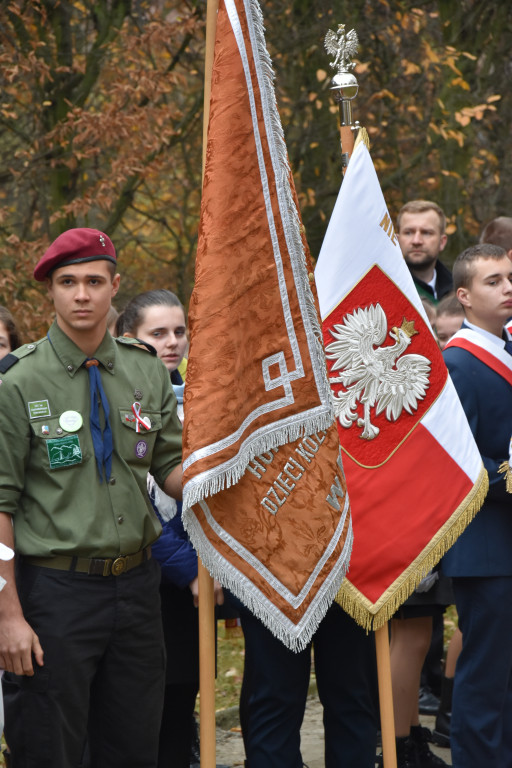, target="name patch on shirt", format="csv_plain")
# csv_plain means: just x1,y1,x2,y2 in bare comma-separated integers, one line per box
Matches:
46,435,82,470
28,400,51,419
